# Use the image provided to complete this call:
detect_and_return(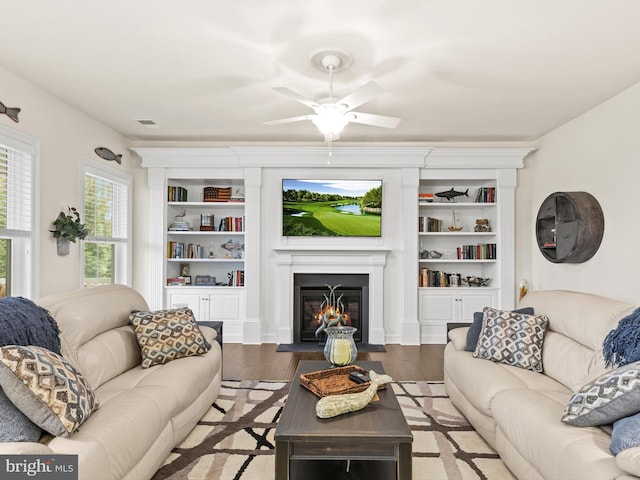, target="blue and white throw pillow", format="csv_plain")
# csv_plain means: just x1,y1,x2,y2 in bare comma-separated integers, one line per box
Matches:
473,307,548,372
563,361,640,427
